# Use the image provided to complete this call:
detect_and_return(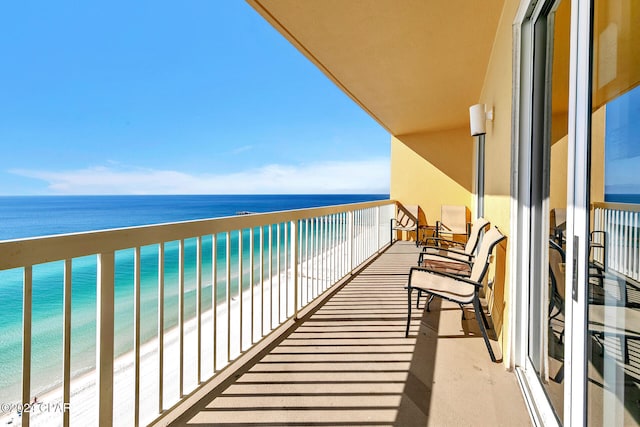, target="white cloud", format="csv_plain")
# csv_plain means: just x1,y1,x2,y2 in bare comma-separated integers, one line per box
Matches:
9,158,390,195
